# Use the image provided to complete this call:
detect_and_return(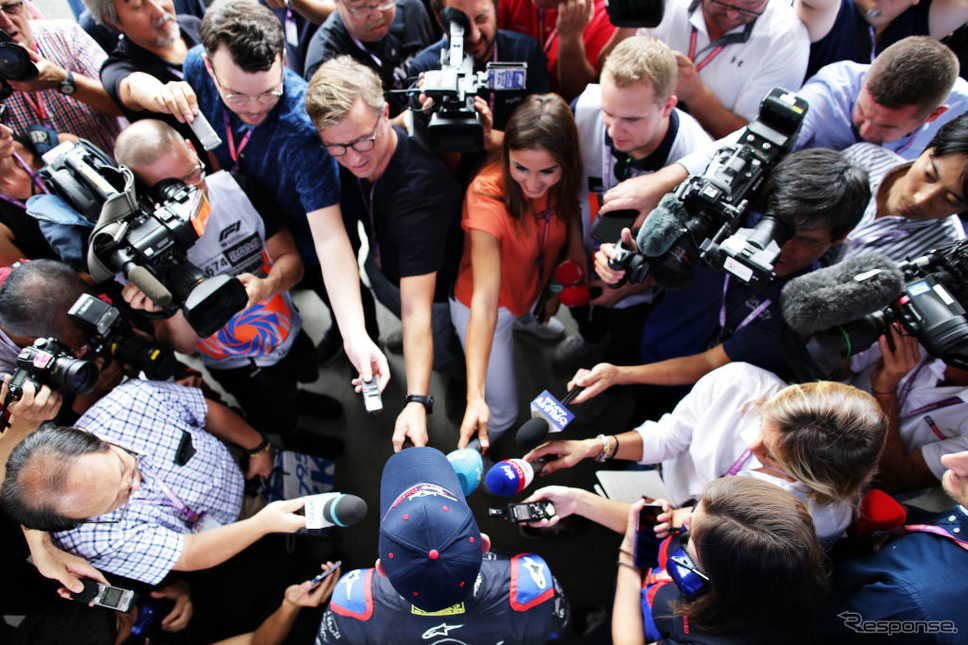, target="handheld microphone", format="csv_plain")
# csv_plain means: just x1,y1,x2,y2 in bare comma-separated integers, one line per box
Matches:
485,458,536,496
516,386,585,449
637,193,687,257
304,492,368,530
446,448,484,496
779,253,905,335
